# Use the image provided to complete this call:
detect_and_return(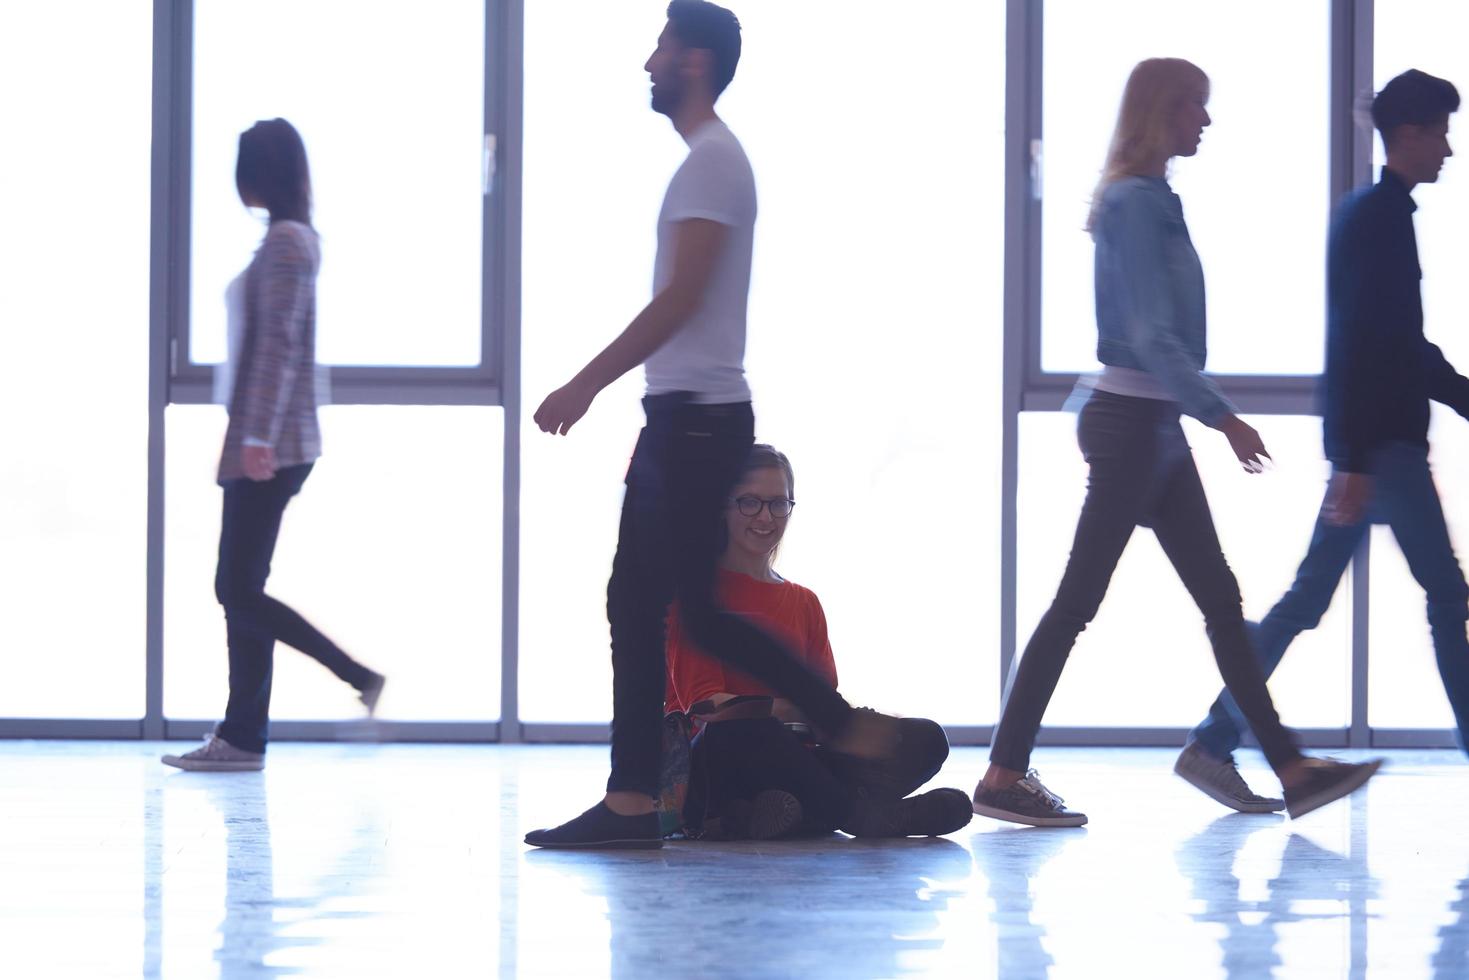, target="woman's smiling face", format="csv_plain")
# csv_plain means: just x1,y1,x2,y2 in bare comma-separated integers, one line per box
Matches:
725,466,792,567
